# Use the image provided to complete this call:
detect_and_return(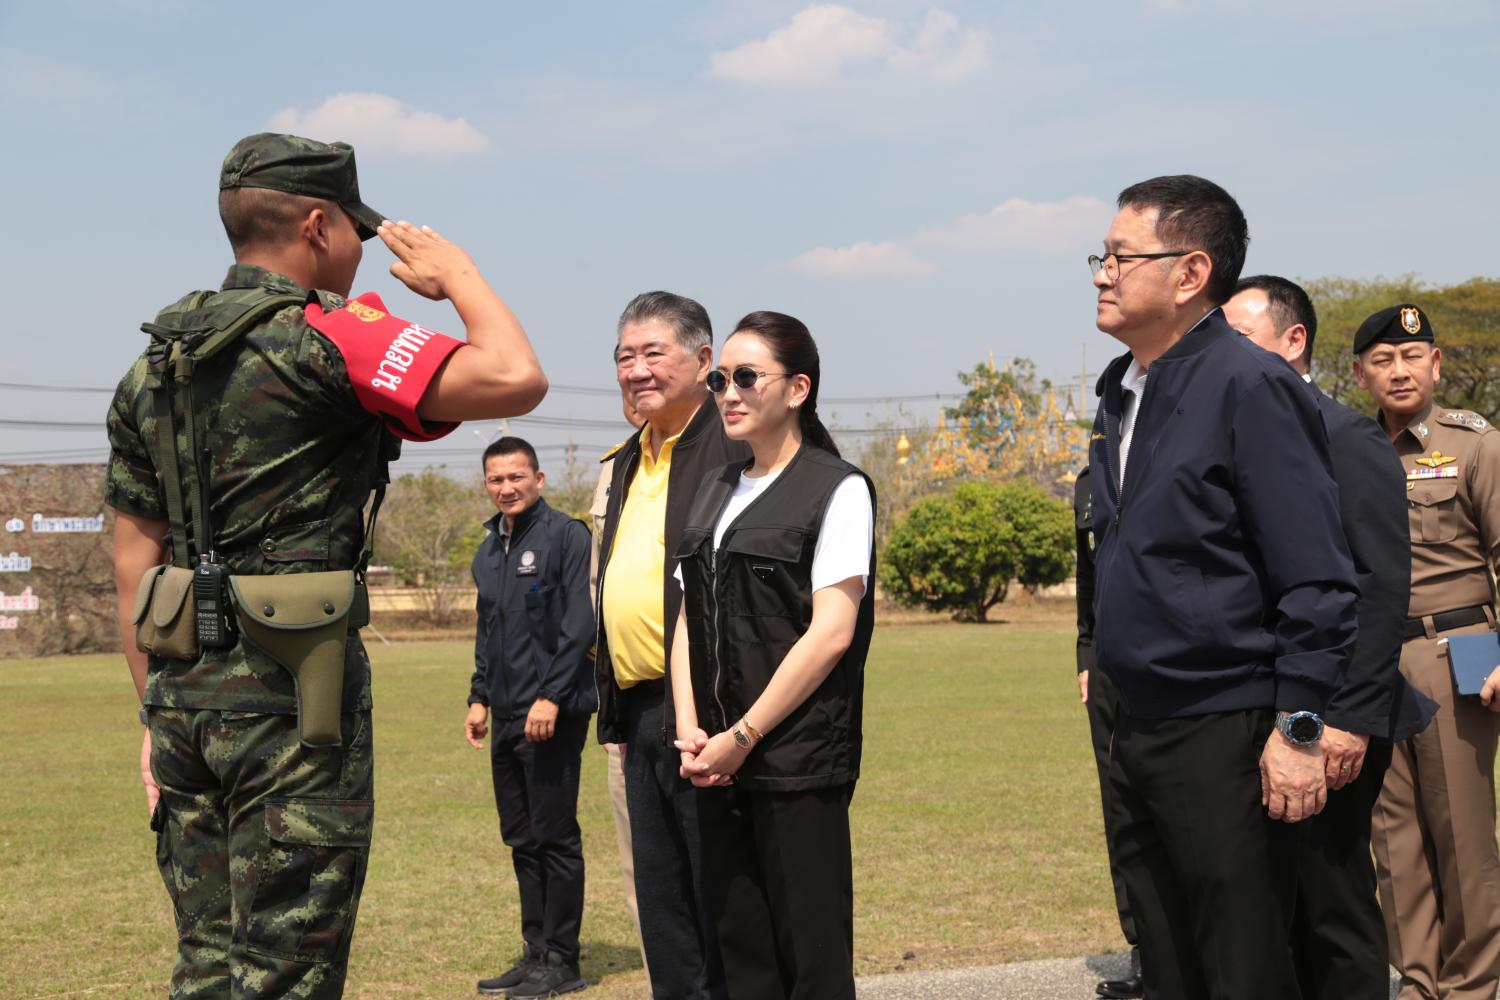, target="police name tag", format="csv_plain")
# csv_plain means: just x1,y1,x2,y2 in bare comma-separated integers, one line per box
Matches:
516,550,538,576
